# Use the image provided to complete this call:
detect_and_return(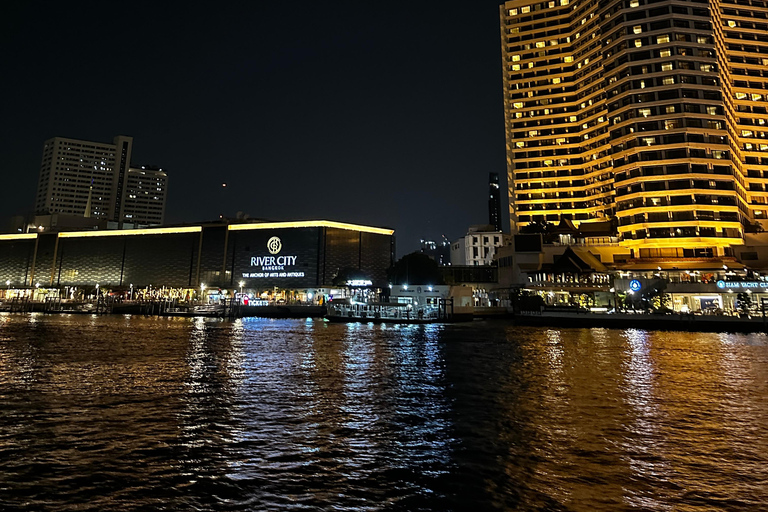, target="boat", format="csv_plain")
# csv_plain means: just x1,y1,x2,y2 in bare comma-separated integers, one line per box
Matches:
191,304,226,316
325,300,444,324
